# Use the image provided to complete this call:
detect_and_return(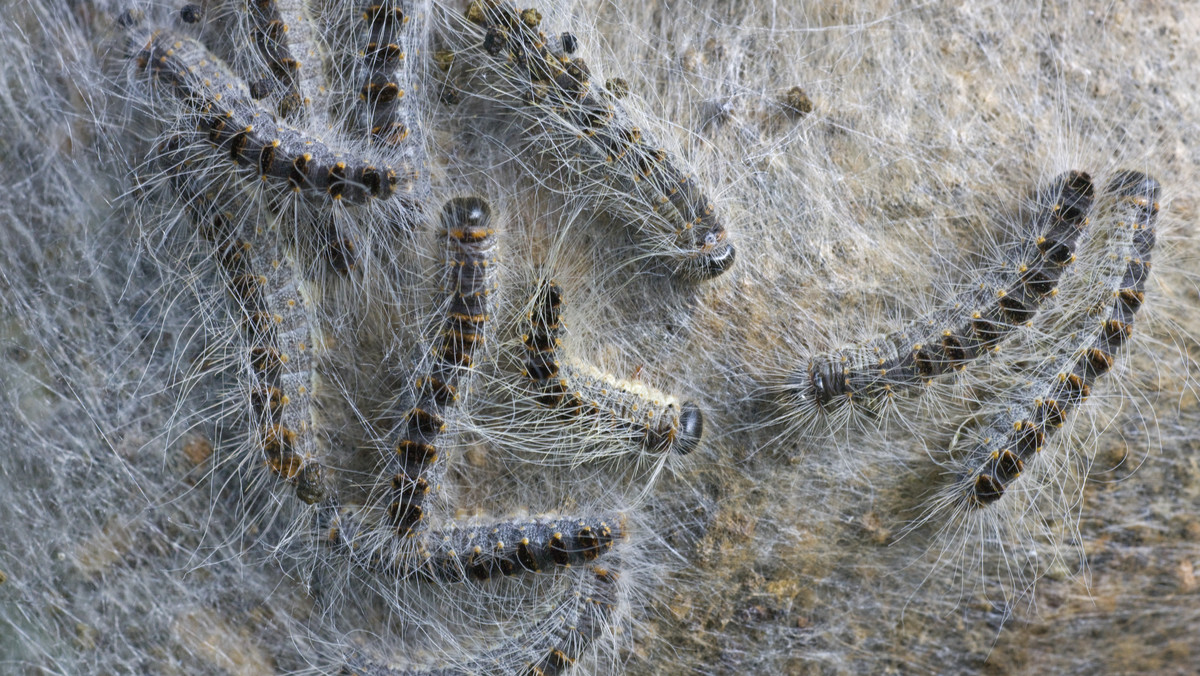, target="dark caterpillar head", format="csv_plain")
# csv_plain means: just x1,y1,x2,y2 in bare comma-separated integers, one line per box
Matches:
674,402,705,455
678,233,736,281
441,195,493,232
804,357,853,407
